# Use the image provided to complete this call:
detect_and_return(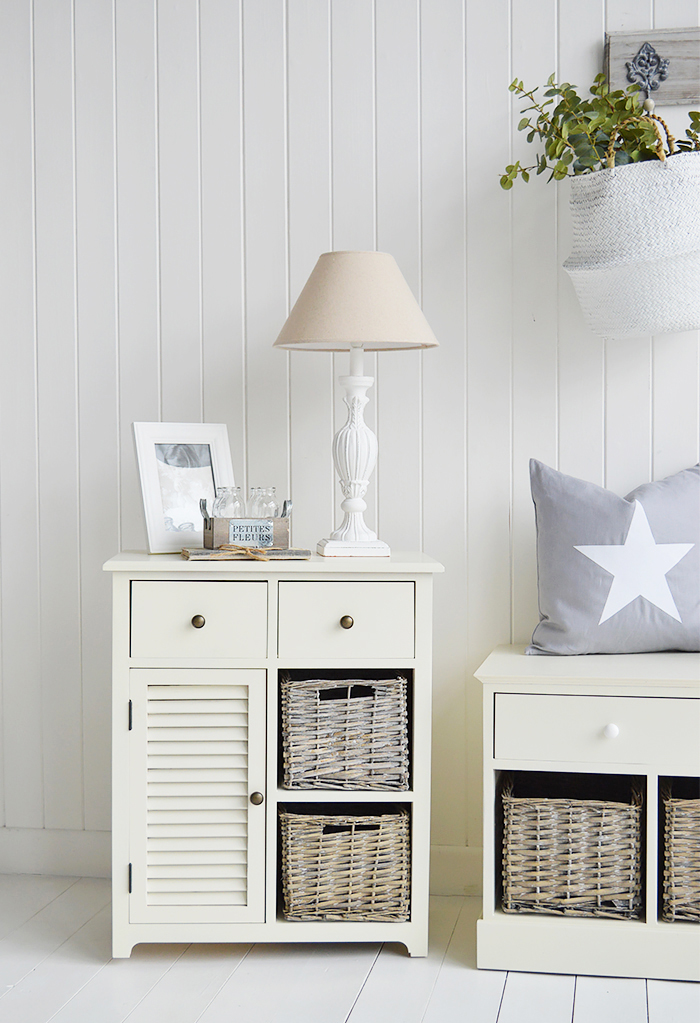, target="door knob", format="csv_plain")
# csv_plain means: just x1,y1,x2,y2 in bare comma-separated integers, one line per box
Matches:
191,615,206,629
250,791,264,805
339,615,354,629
